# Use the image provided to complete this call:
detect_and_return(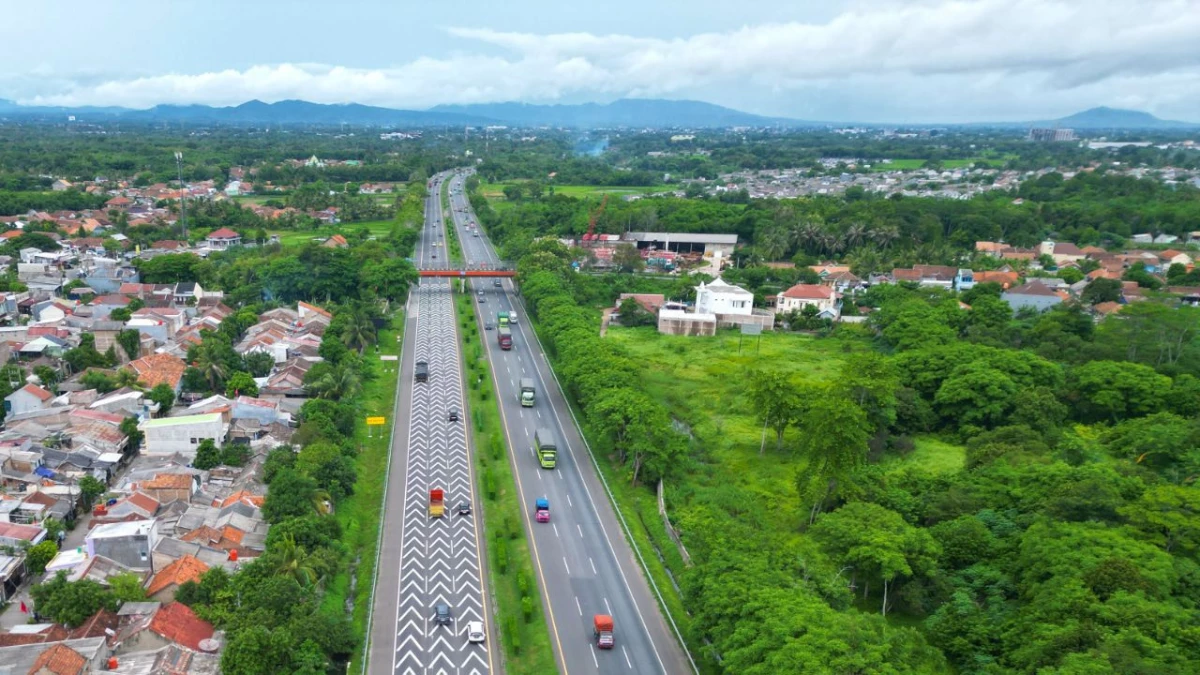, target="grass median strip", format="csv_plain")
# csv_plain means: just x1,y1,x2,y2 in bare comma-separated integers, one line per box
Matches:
324,316,402,674
456,292,557,674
